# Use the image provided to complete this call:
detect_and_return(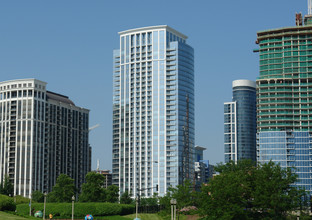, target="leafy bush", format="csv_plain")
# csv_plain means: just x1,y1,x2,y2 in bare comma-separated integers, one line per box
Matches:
17,202,134,218
179,206,198,215
31,190,44,203
0,194,16,211
14,195,30,204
